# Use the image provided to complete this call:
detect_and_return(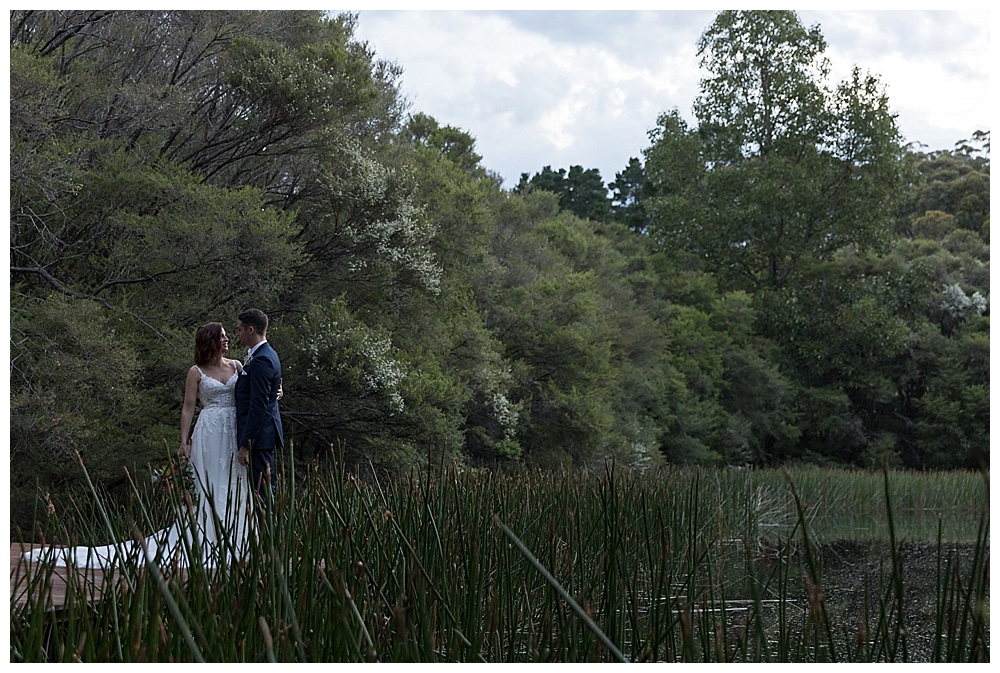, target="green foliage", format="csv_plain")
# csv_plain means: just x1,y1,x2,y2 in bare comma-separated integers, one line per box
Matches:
898,134,990,237
609,157,652,233
8,9,990,533
694,10,830,160
408,112,485,173
911,211,957,241
910,317,989,468
515,165,613,222
8,293,169,528
383,114,520,465
276,299,417,465
638,10,987,469
646,11,905,290
9,10,429,526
